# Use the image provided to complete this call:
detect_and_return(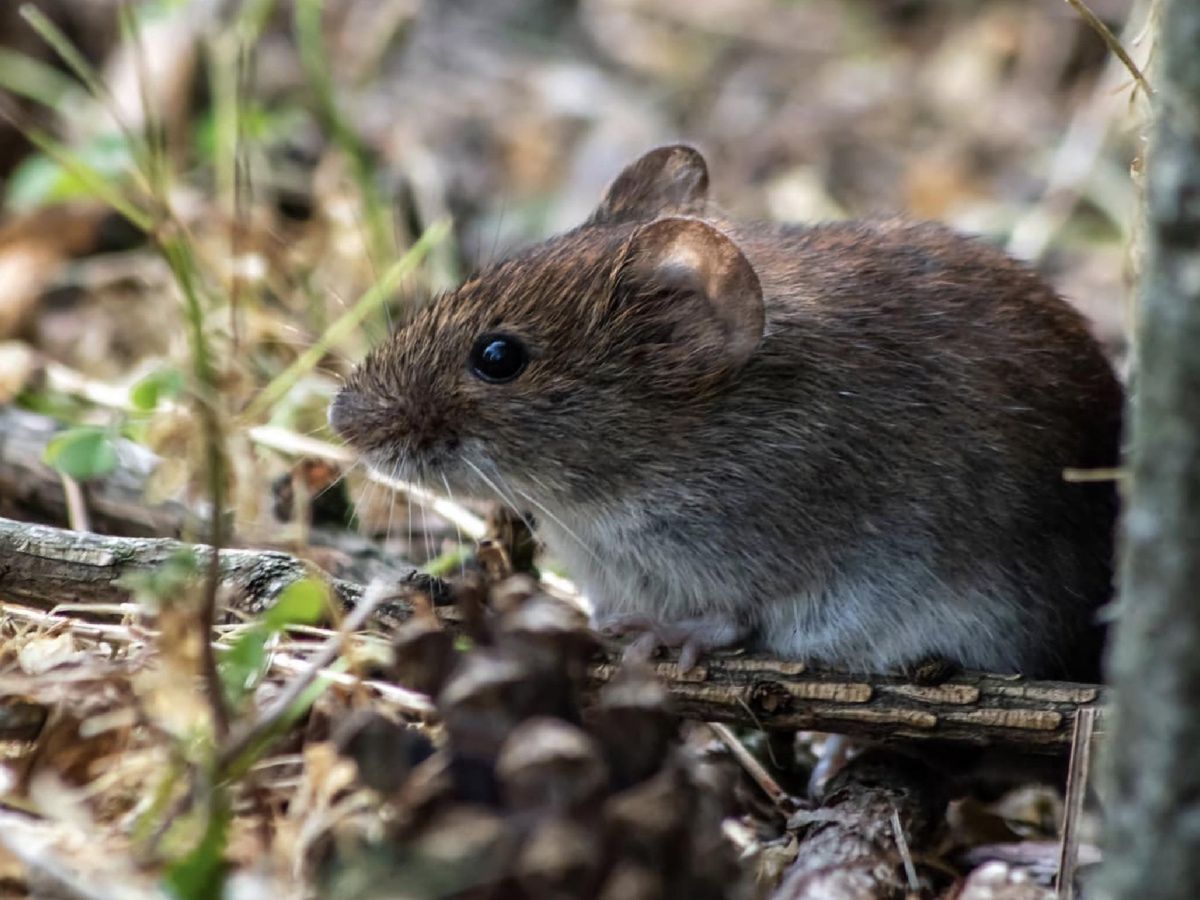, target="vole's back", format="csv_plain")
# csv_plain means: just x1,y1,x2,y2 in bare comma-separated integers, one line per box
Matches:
688,219,1122,678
